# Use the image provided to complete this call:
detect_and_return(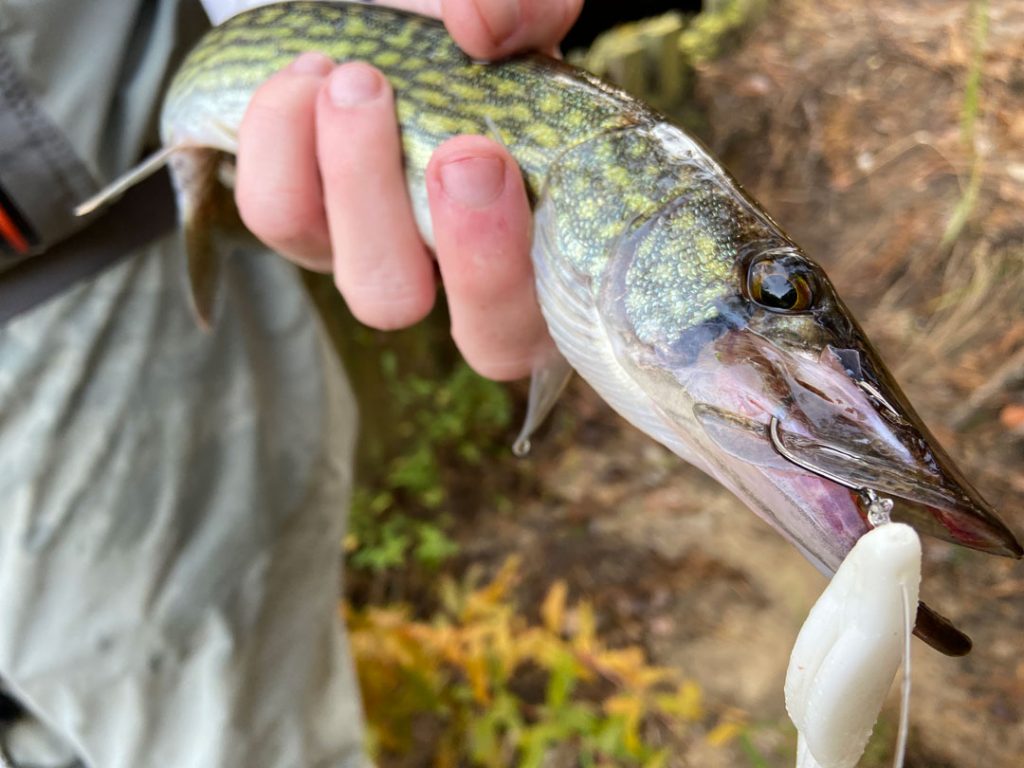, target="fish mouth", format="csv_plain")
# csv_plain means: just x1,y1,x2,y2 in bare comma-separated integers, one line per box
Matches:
767,416,1022,561
693,335,1021,656
765,414,1019,656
